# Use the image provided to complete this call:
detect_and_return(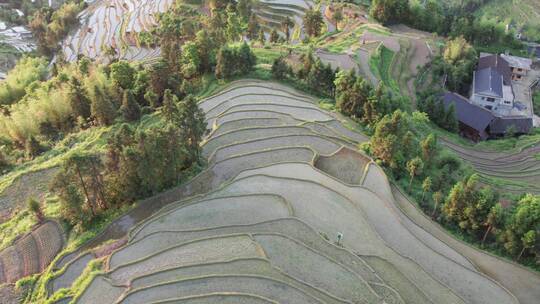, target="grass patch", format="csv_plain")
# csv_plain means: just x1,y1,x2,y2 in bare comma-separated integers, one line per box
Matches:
533,89,540,115
0,209,36,251
369,44,400,93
